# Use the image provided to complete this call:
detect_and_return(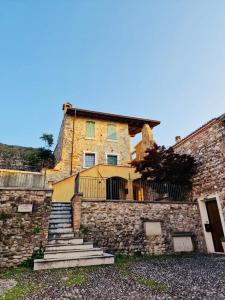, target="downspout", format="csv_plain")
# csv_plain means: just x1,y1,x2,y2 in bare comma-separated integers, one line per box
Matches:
70,109,76,175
